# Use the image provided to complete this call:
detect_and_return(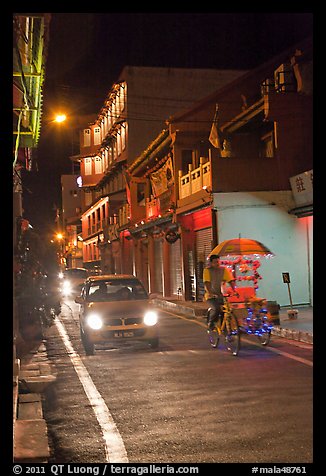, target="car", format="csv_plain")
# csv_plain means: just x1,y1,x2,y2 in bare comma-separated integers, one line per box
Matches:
74,274,159,355
60,267,89,297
